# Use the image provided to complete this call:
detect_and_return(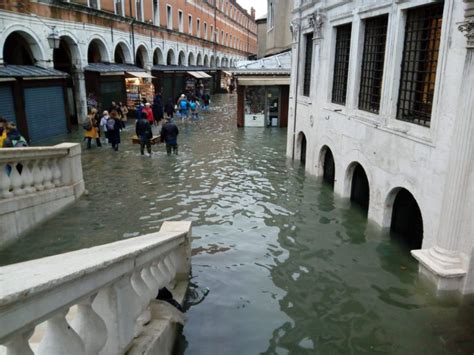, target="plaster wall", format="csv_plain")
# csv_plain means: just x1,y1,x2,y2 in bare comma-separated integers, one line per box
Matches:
266,0,293,56
287,0,470,264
